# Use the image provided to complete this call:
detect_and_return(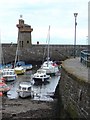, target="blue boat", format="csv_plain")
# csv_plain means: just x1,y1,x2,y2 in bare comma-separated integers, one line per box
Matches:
15,61,32,71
